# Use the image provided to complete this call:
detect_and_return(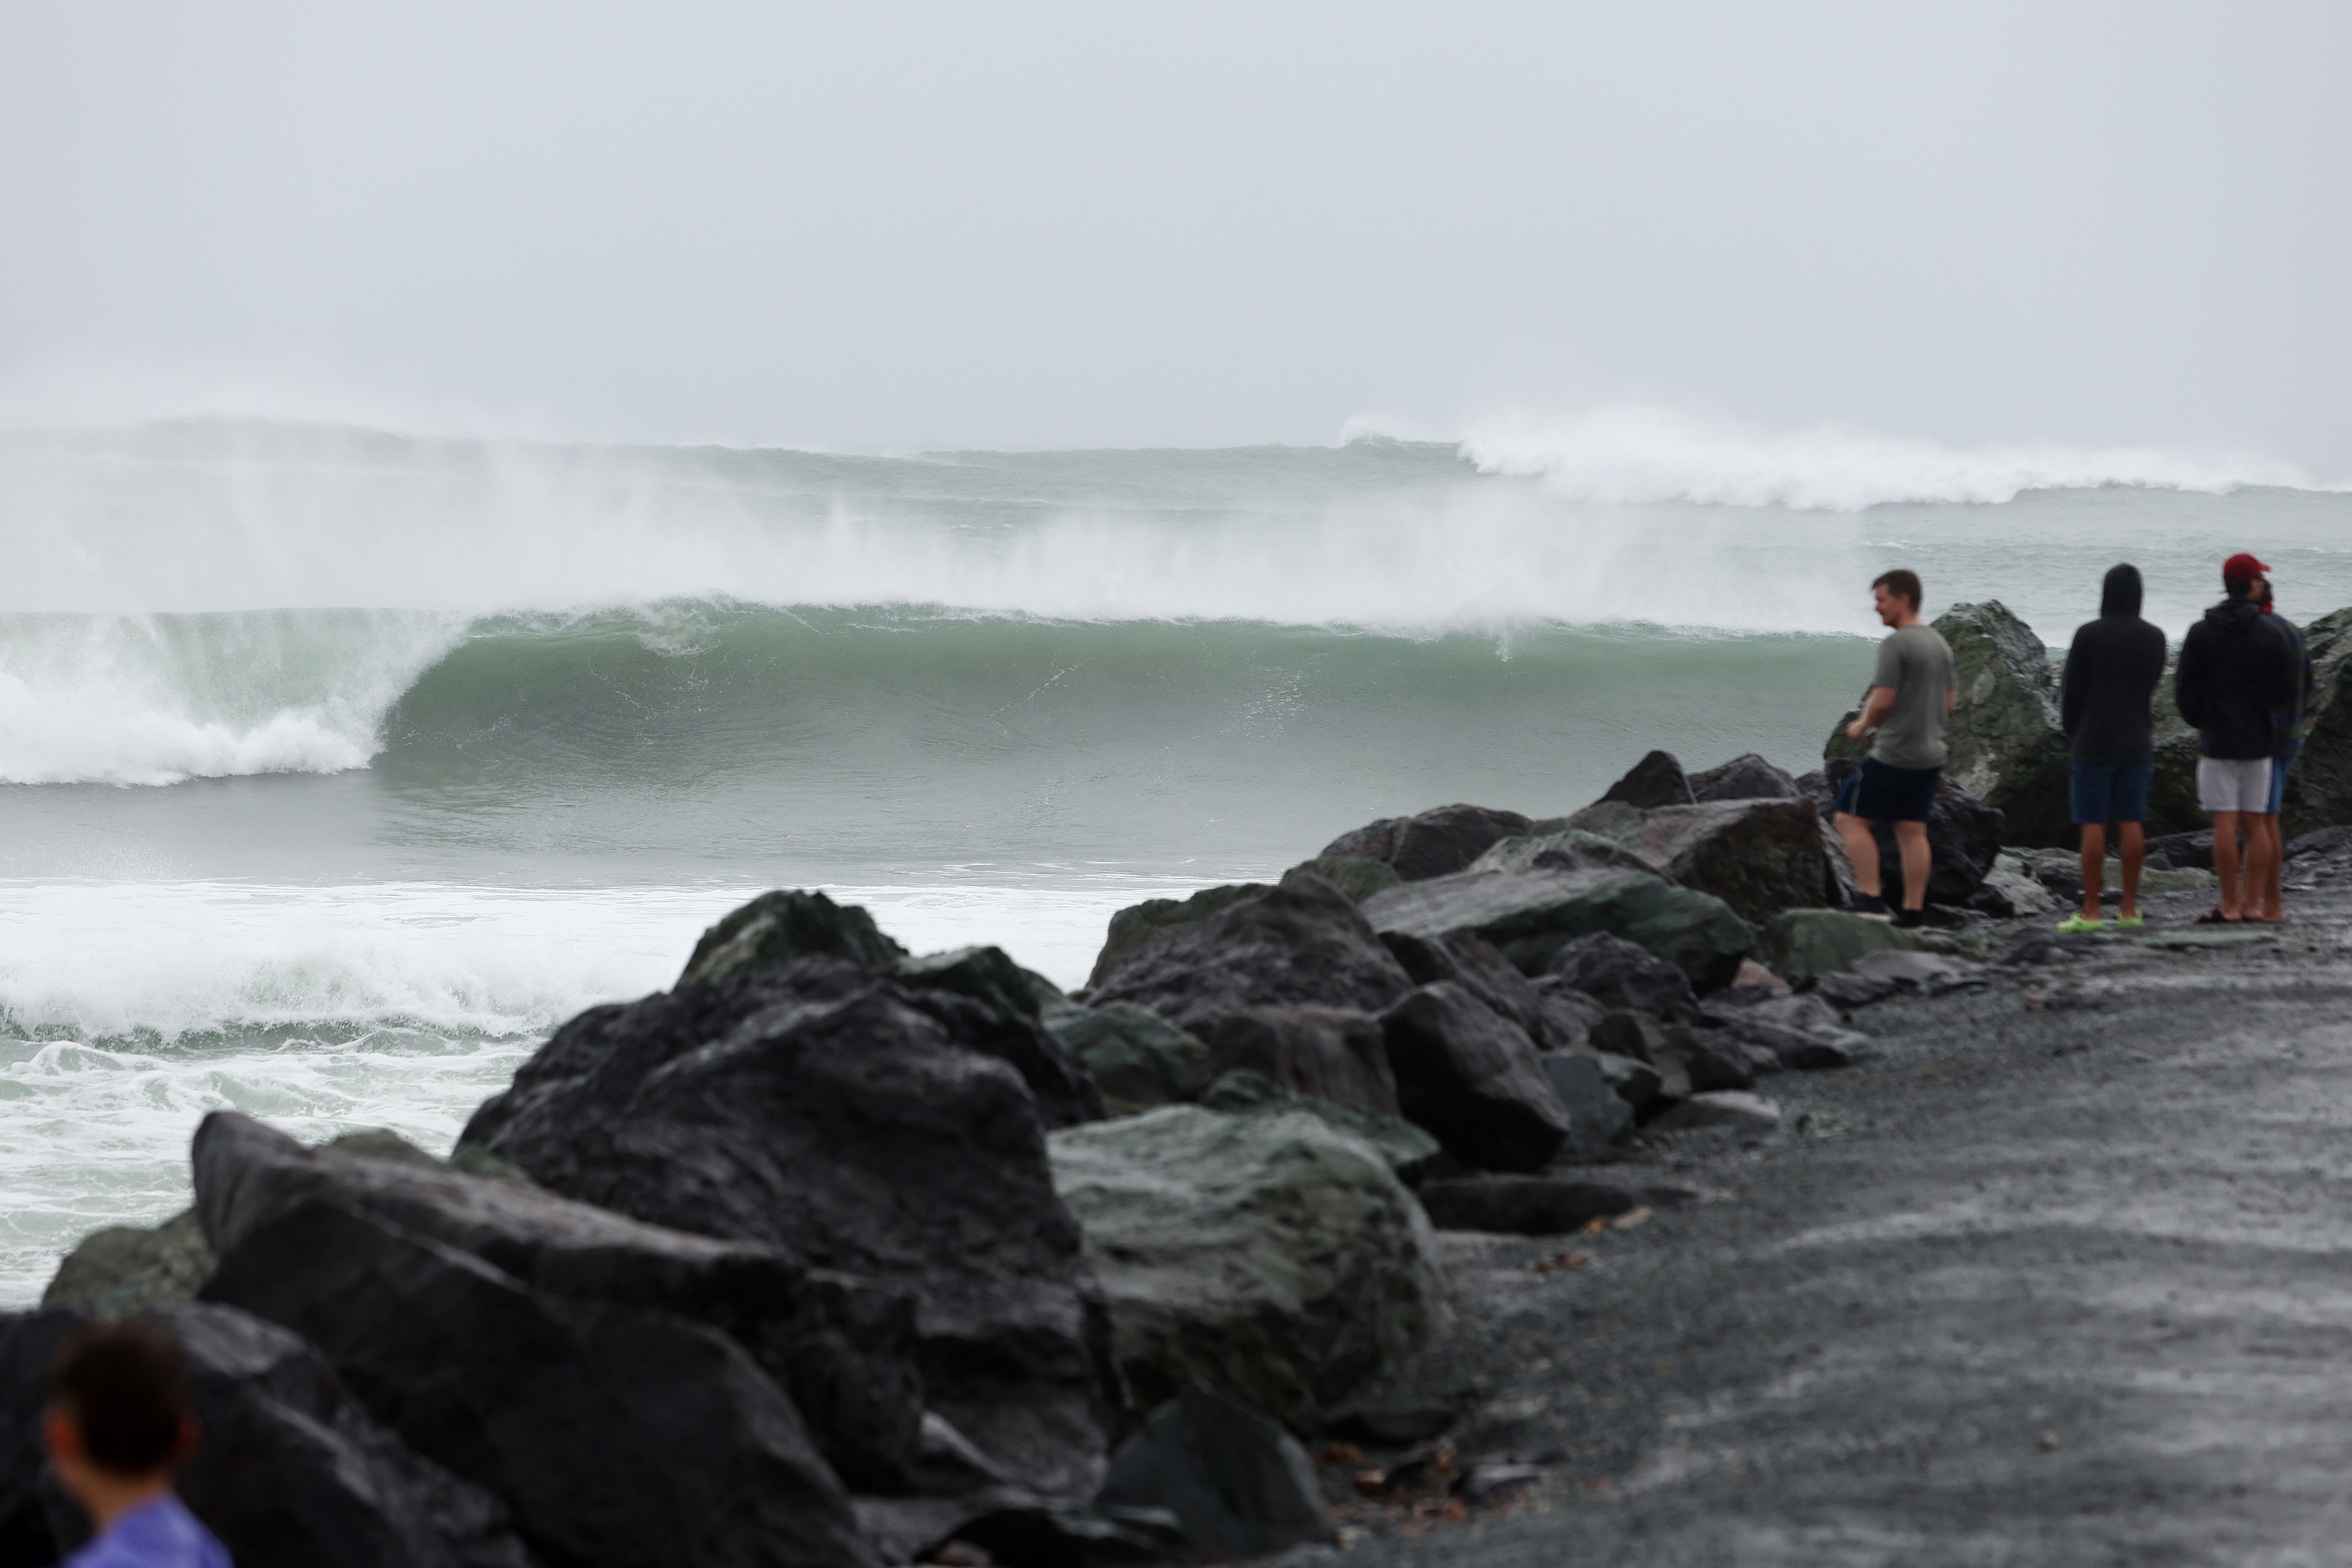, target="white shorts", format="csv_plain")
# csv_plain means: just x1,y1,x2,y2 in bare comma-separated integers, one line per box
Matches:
2197,757,2273,814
